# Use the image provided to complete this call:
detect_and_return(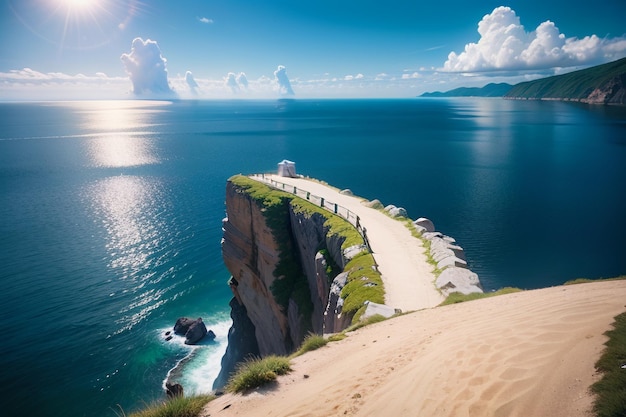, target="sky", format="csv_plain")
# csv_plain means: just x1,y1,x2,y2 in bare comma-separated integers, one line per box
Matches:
1,0,625,100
